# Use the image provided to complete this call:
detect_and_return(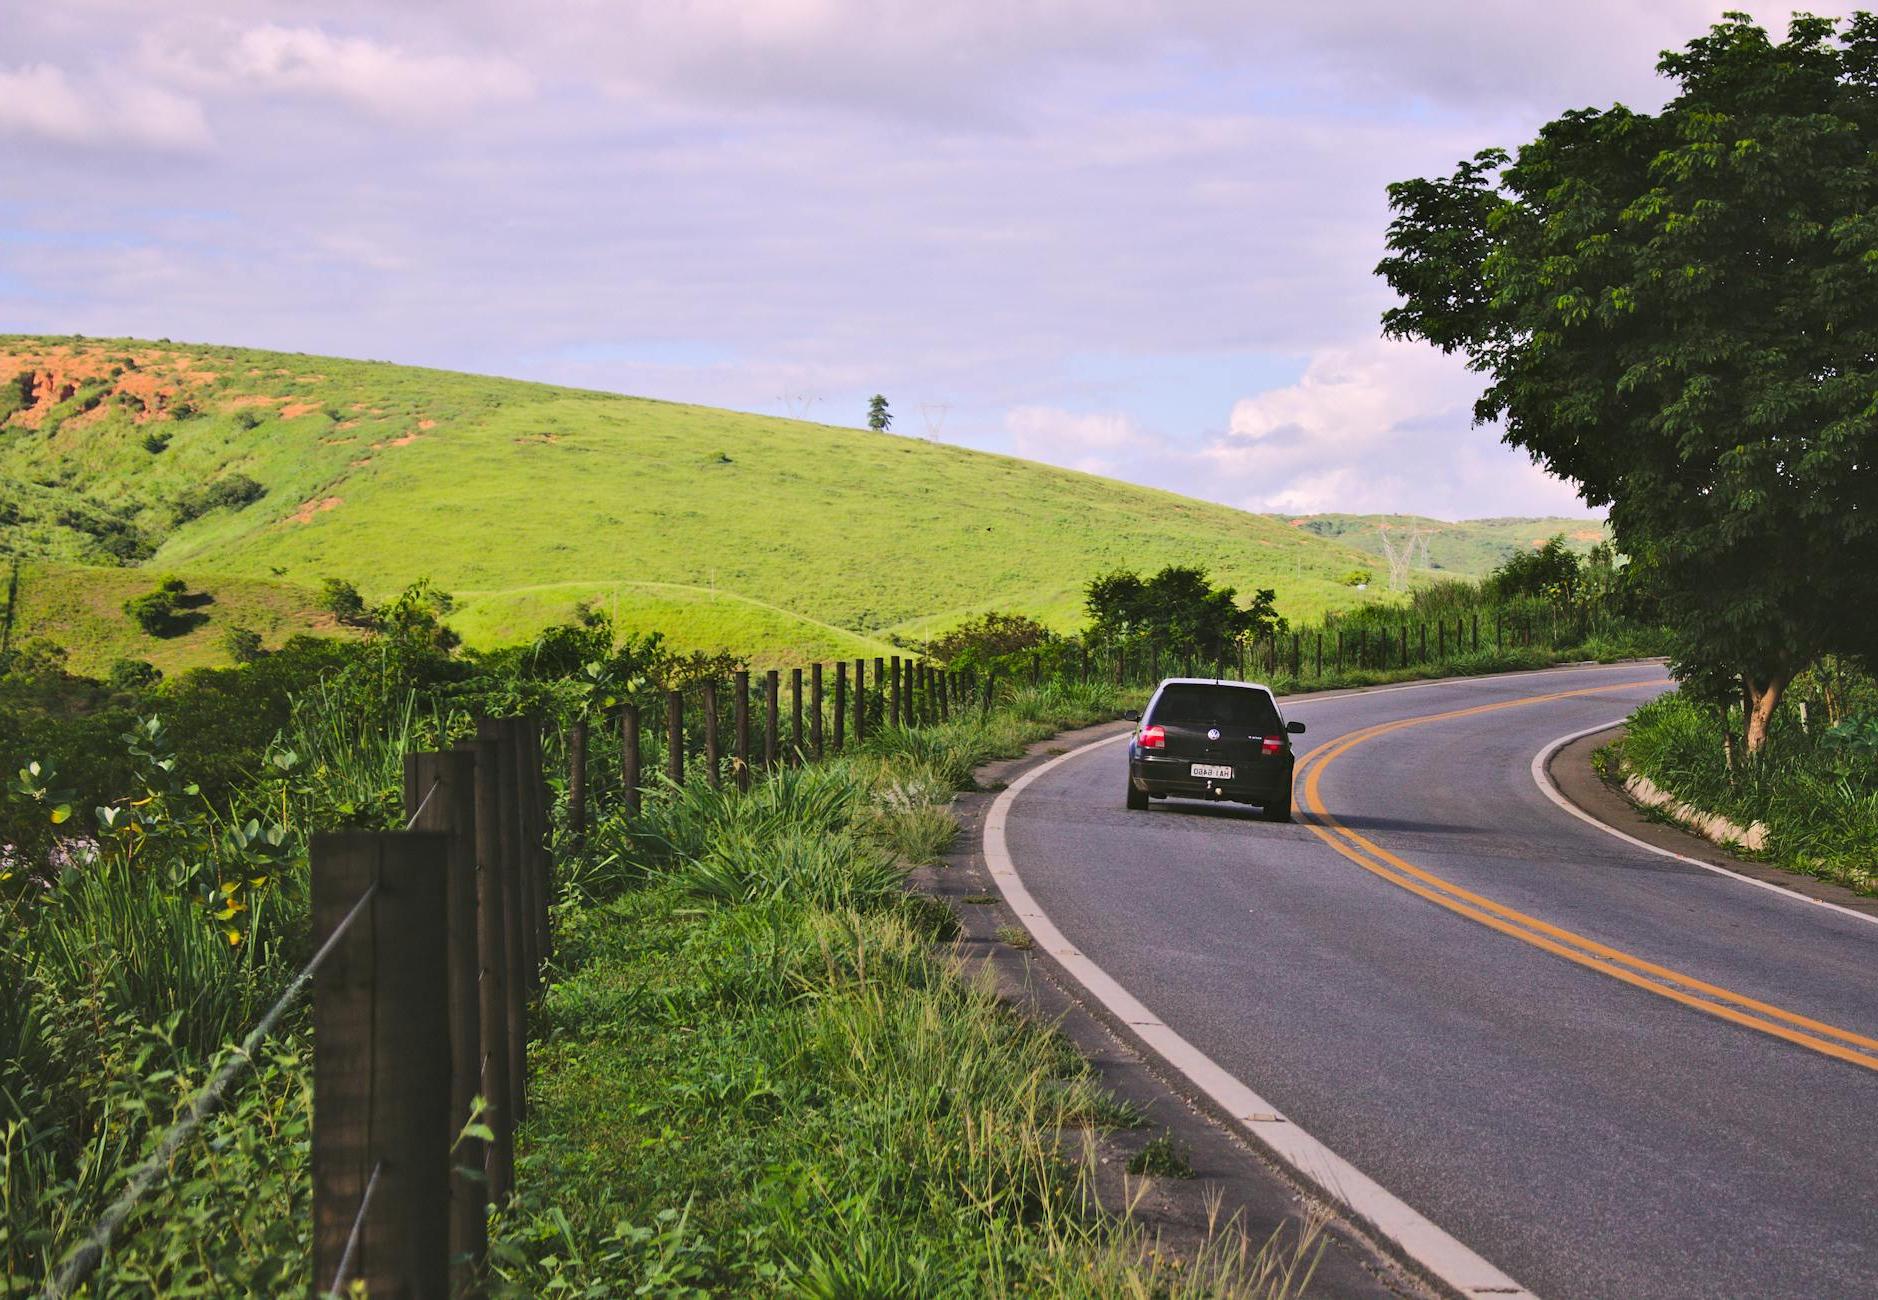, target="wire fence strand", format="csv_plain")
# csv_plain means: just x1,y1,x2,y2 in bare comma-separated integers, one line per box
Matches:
327,1159,384,1298
39,880,382,1300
